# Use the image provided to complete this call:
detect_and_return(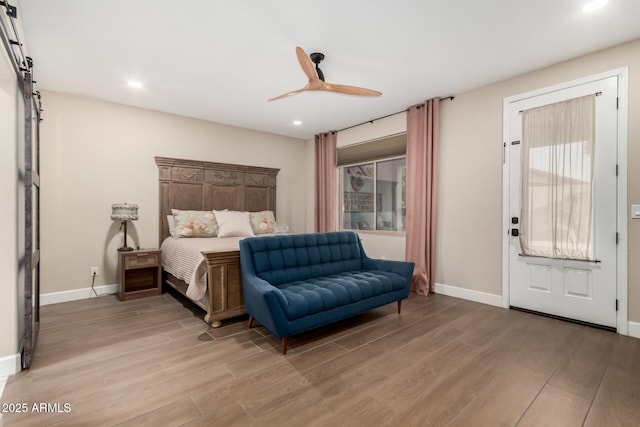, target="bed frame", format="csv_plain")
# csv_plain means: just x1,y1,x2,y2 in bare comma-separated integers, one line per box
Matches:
155,156,279,327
